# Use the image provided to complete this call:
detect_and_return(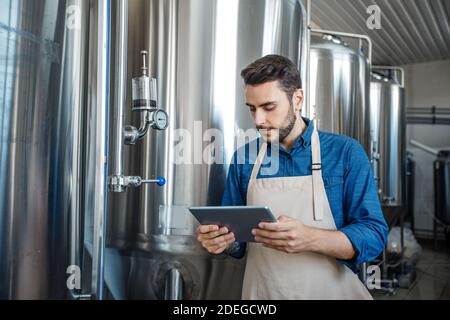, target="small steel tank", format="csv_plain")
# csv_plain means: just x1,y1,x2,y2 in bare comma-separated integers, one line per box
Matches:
308,34,370,151
370,72,406,208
